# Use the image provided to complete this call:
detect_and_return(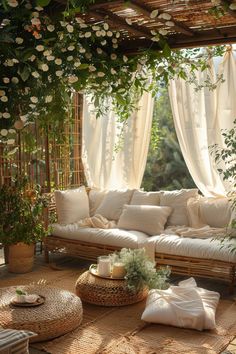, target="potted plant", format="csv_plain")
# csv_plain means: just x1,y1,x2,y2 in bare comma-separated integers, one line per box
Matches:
0,177,49,273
